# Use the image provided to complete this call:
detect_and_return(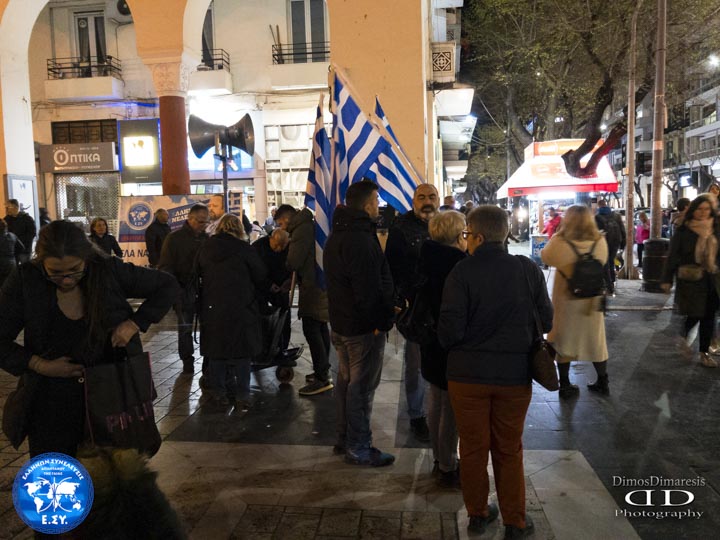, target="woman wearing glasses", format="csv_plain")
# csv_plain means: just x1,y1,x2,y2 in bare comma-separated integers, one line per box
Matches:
417,210,467,488
0,220,178,457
